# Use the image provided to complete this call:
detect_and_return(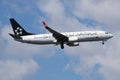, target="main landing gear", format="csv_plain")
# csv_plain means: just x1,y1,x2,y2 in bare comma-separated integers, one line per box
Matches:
60,42,64,49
